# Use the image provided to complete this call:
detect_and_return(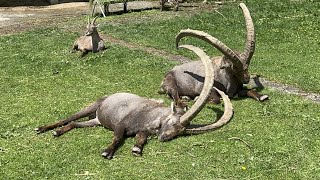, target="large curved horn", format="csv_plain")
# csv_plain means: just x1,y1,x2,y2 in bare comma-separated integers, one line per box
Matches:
239,3,255,66
178,45,215,127
184,87,233,134
91,16,99,25
176,29,243,70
